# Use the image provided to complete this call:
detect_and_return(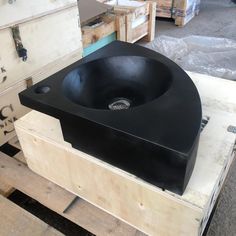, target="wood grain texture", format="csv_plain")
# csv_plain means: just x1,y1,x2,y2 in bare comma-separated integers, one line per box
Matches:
0,6,82,92
0,0,77,29
0,194,63,236
82,14,117,48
